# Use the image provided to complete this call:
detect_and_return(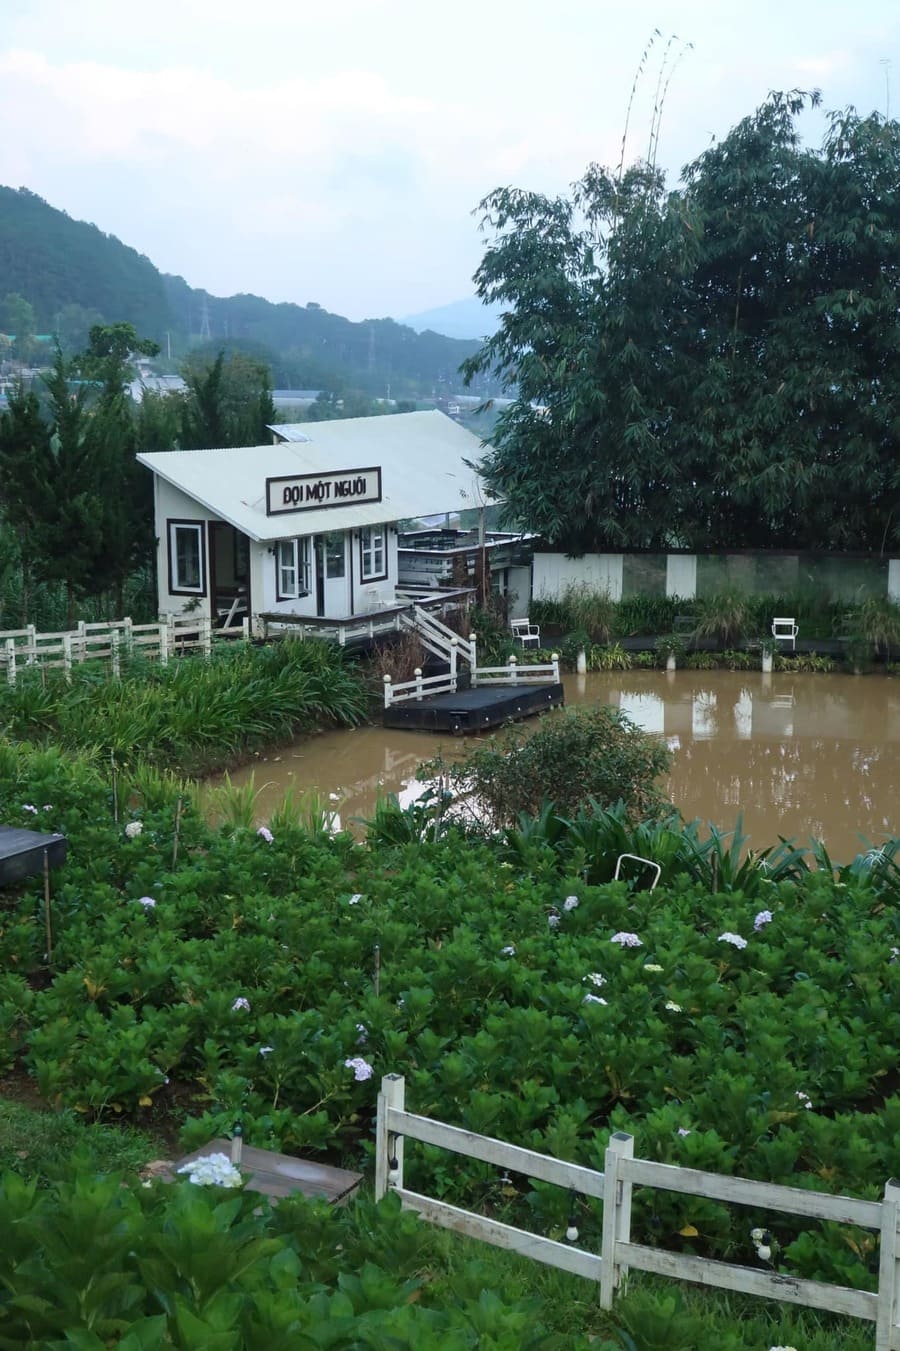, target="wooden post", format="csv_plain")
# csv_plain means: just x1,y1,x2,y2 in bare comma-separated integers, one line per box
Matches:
600,1132,634,1309
375,1074,406,1202
62,633,73,682
551,653,560,683
876,1177,900,1349
42,849,53,964
414,667,423,701
123,616,133,656
449,637,458,685
509,653,518,685
111,629,120,678
469,633,477,683
5,639,15,687
76,620,86,662
166,614,176,661
383,674,393,709
241,617,250,642
201,615,212,659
